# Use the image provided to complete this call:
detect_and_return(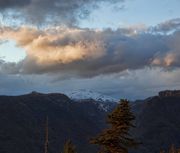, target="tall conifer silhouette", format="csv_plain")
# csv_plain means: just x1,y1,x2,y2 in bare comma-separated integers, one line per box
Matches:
91,99,139,153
